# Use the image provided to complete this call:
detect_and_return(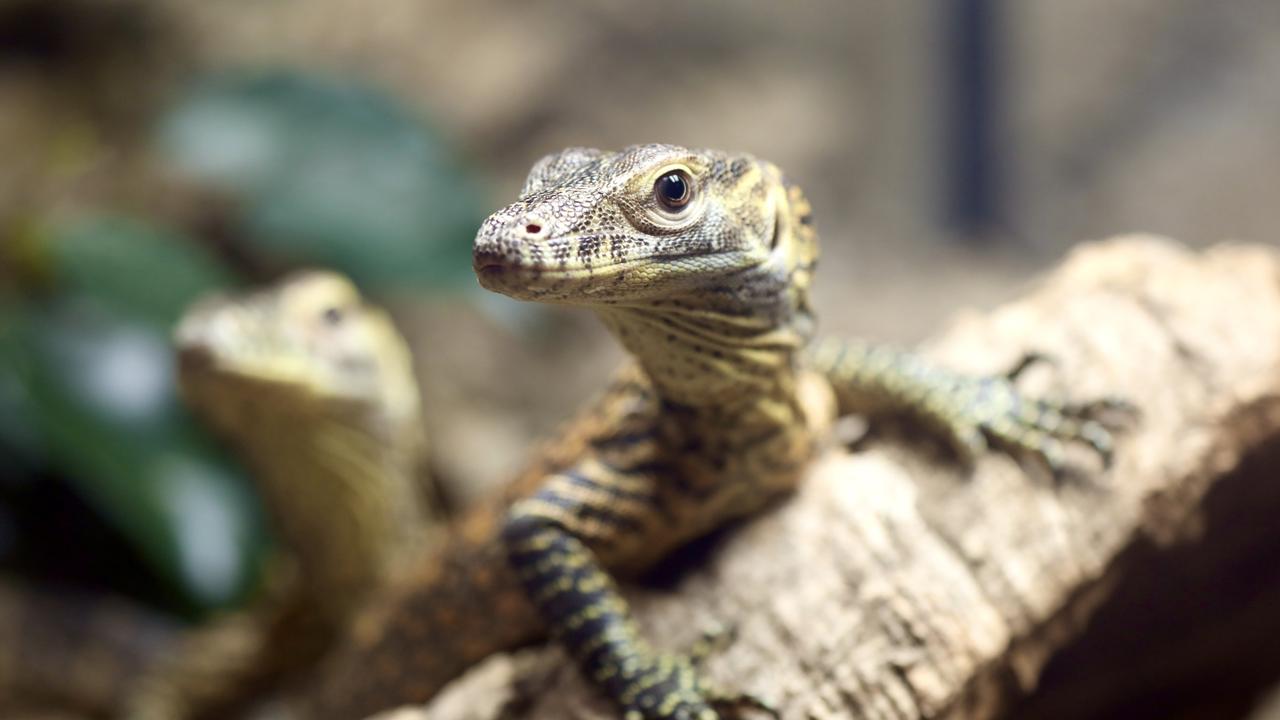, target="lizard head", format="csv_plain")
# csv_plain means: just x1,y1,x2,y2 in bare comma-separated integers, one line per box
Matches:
175,272,434,589
174,270,421,437
473,143,818,315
